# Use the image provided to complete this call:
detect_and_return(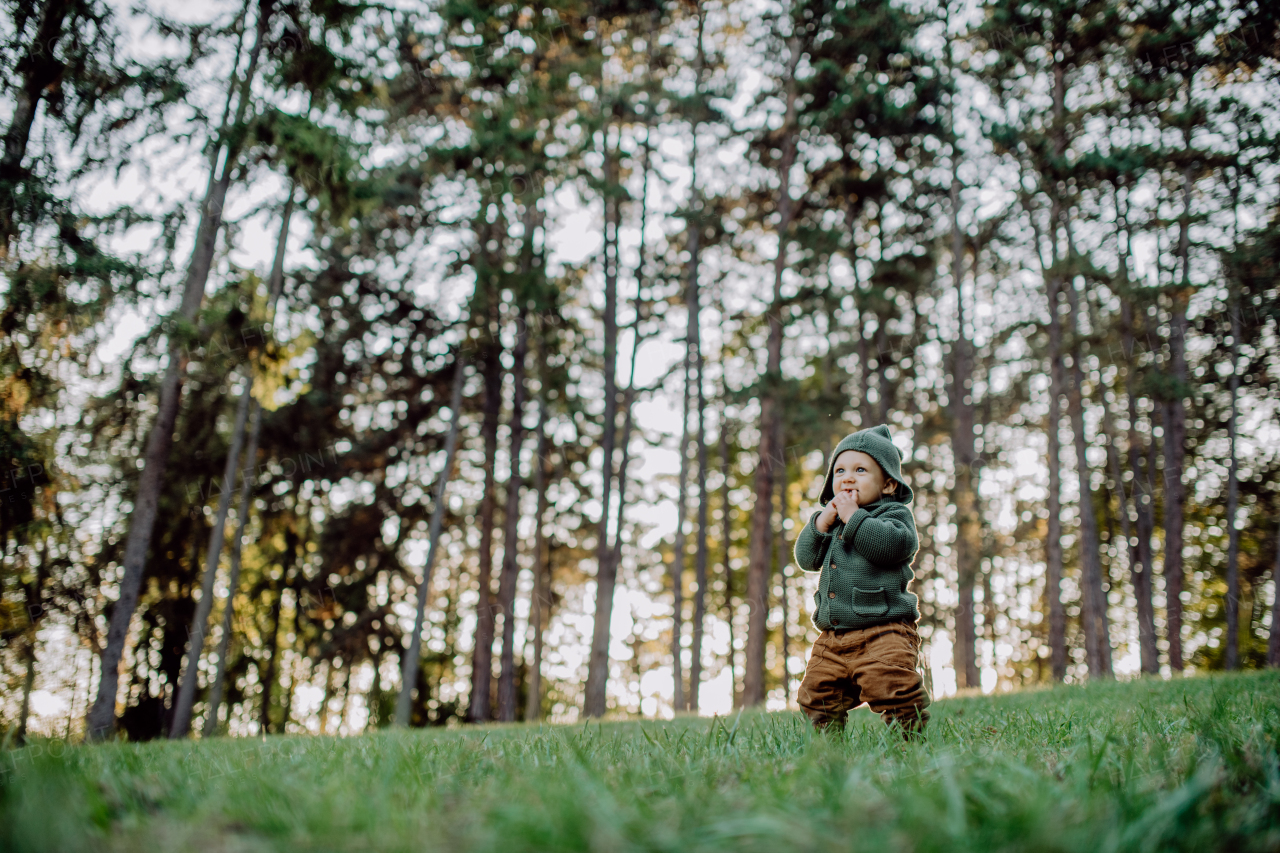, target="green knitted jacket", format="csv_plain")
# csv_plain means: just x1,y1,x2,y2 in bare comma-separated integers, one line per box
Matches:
793,497,921,631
